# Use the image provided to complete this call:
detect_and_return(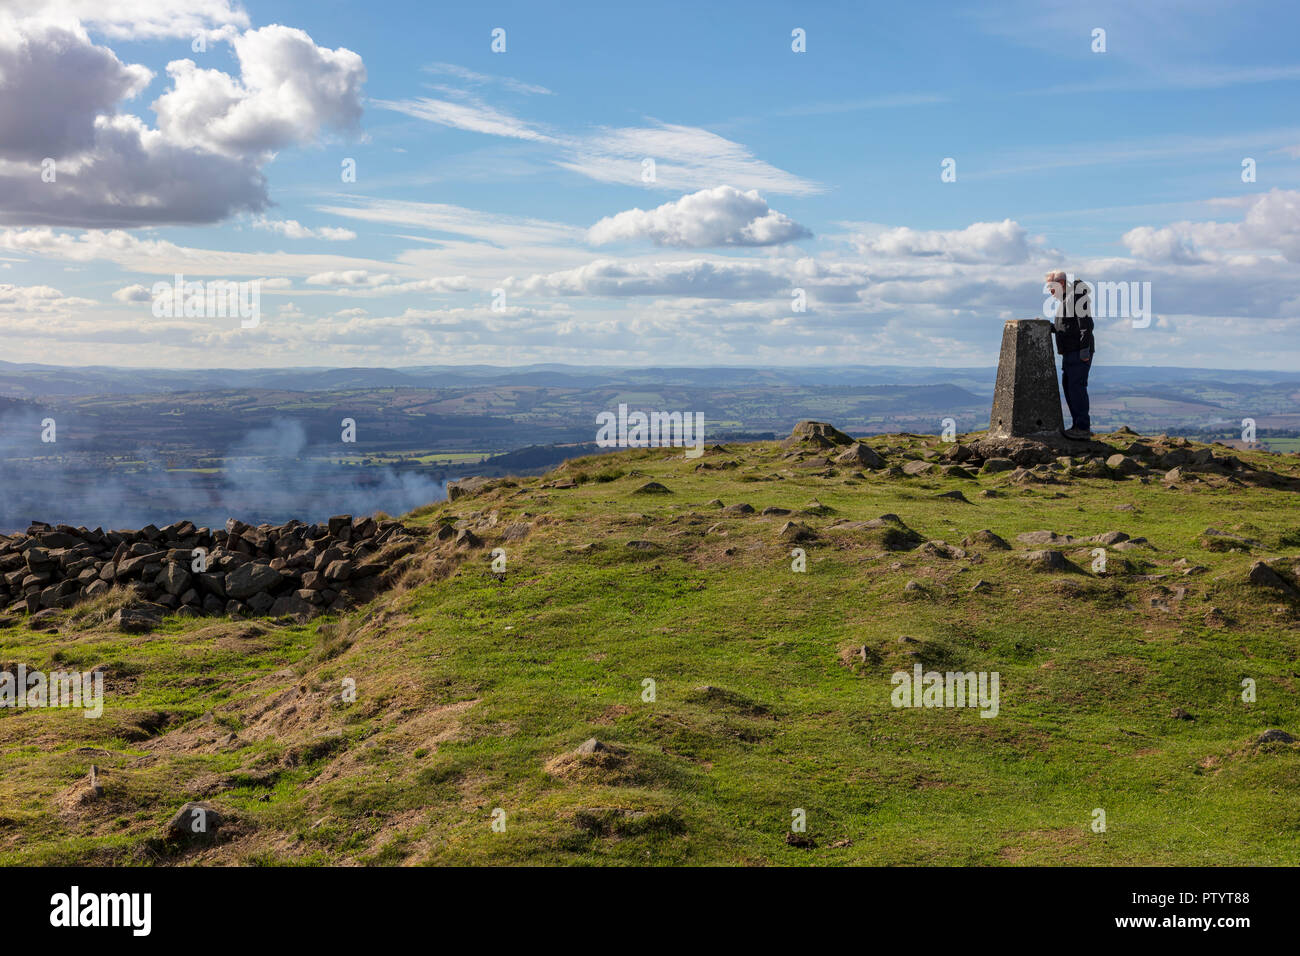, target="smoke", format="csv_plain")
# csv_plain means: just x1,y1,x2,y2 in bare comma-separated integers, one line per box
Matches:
0,412,447,533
